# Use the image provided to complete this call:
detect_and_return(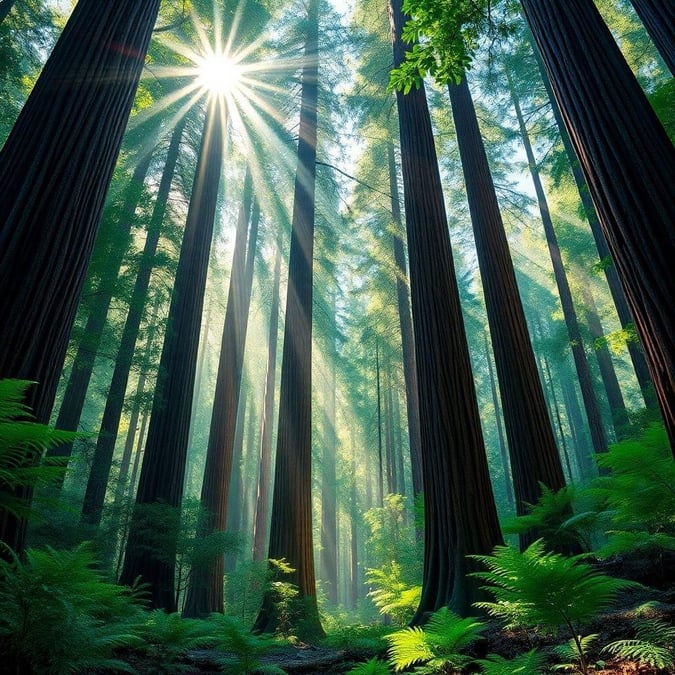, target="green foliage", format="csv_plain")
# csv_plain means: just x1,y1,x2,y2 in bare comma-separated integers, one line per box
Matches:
590,423,675,559
321,622,393,652
386,607,486,673
137,610,215,672
208,613,286,674
226,557,275,624
501,483,592,552
346,657,391,675
471,540,638,635
0,543,143,674
0,379,79,521
478,648,547,675
602,615,675,670
552,633,599,673
366,561,422,624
